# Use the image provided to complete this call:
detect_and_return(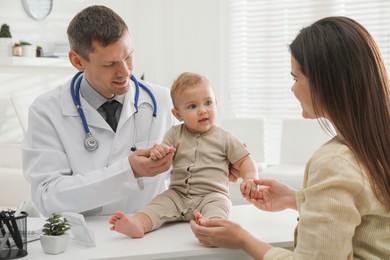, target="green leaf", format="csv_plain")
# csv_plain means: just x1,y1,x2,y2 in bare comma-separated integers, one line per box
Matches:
42,212,71,236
